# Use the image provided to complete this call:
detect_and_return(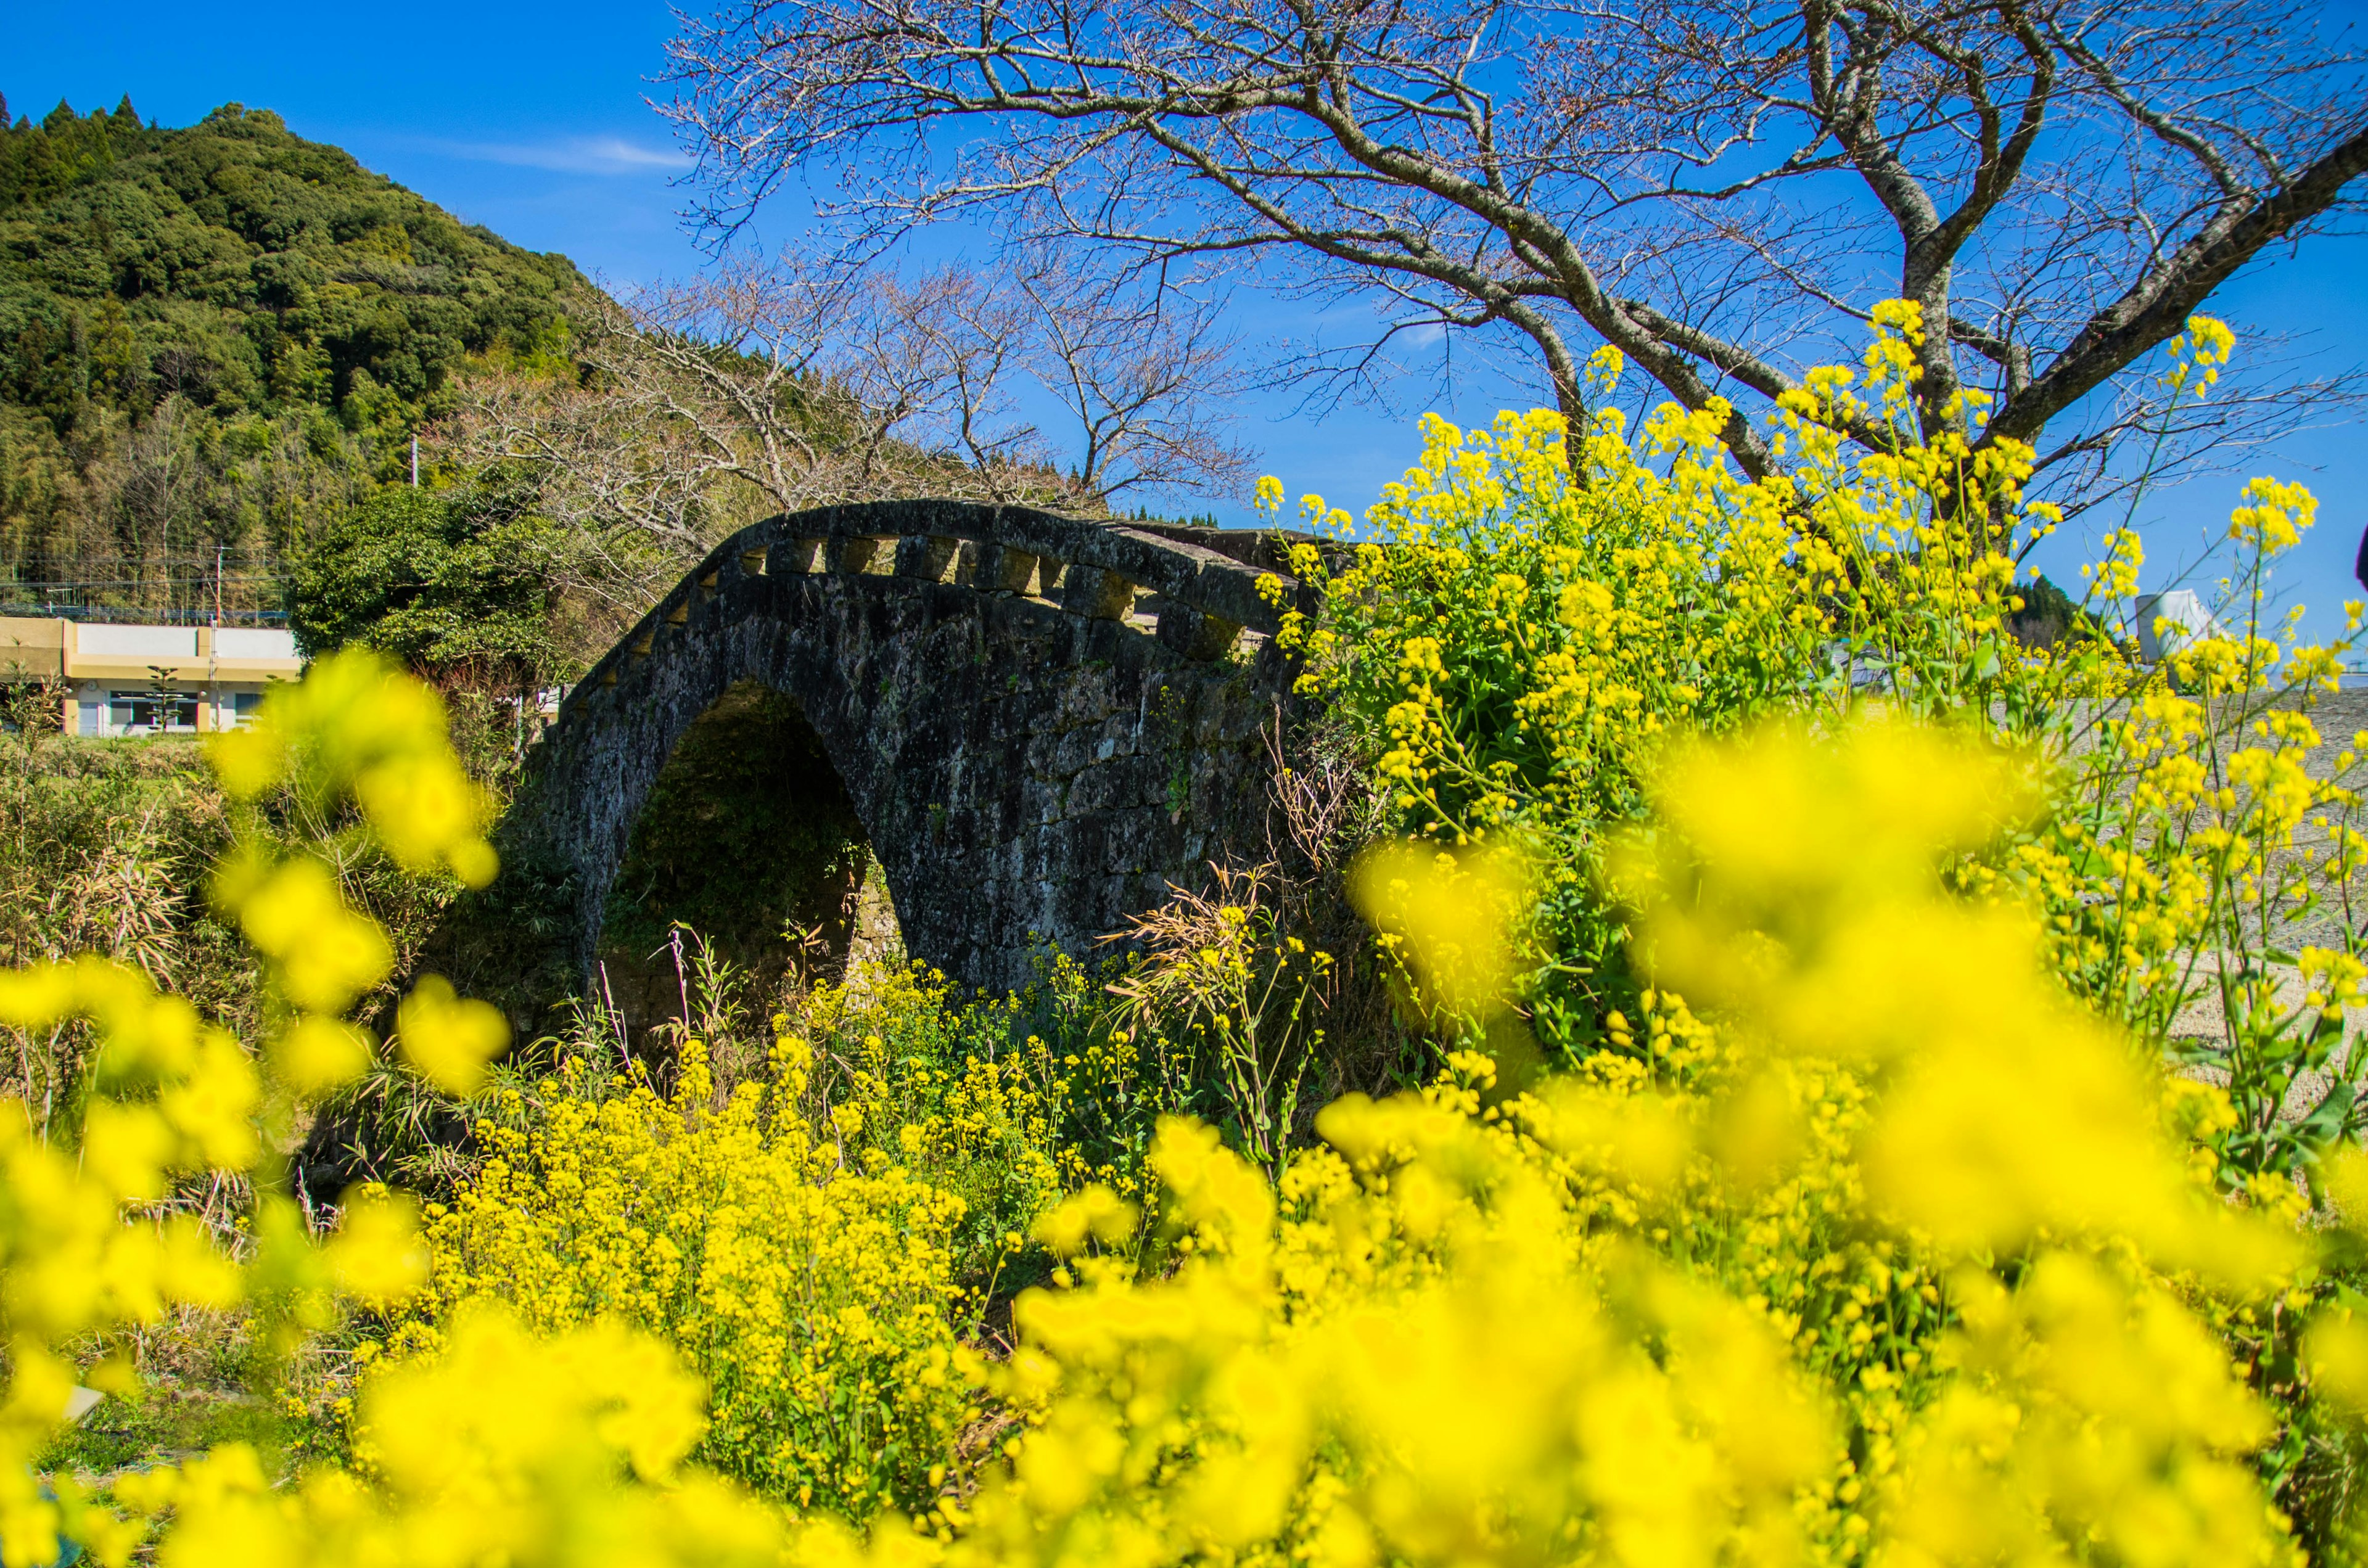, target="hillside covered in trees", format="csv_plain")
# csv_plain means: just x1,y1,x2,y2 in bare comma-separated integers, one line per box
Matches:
0,95,584,623
0,96,1240,705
